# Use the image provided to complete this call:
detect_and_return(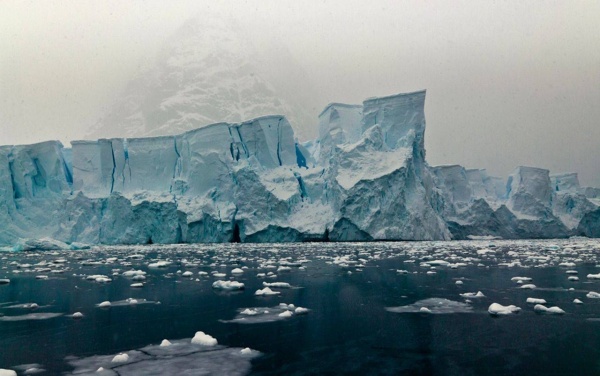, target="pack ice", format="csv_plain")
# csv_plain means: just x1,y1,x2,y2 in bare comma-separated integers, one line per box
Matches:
1,90,599,248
